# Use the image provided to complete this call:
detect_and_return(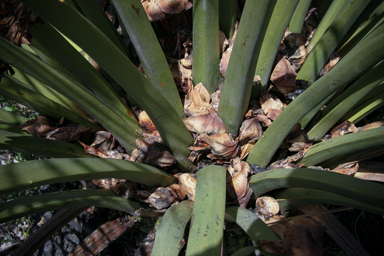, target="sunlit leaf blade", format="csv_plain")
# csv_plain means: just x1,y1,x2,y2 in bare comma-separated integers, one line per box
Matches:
288,0,311,33
218,0,272,136
0,131,93,159
152,201,194,256
111,0,185,117
0,123,28,134
247,21,384,168
74,0,132,57
249,168,384,209
0,74,100,130
193,0,221,94
0,189,140,223
337,1,384,57
0,158,176,194
254,0,299,92
0,108,29,125
186,166,226,256
297,0,370,84
31,22,140,130
300,126,384,166
305,0,350,54
225,207,279,256
308,61,384,140
0,36,139,152
19,0,194,168
271,188,384,215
